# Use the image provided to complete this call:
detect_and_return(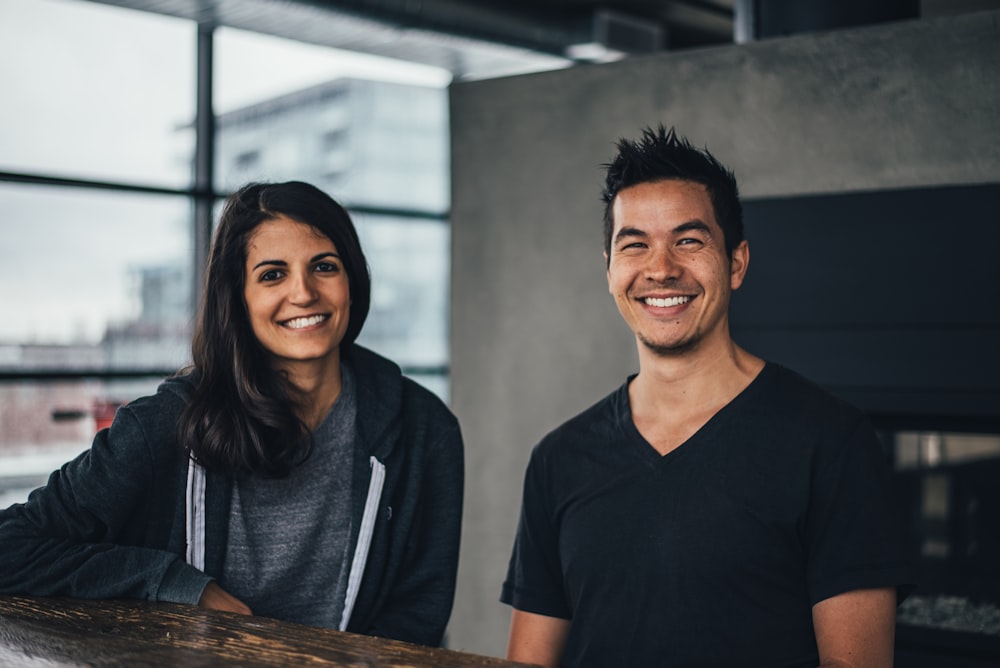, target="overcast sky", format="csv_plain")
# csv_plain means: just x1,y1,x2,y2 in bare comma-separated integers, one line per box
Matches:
0,0,450,345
